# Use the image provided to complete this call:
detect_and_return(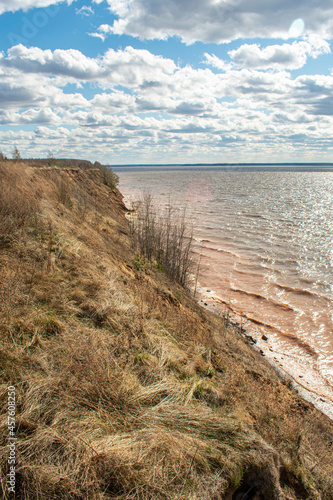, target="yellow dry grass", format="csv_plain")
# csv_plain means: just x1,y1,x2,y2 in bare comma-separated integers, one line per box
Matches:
0,160,332,499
